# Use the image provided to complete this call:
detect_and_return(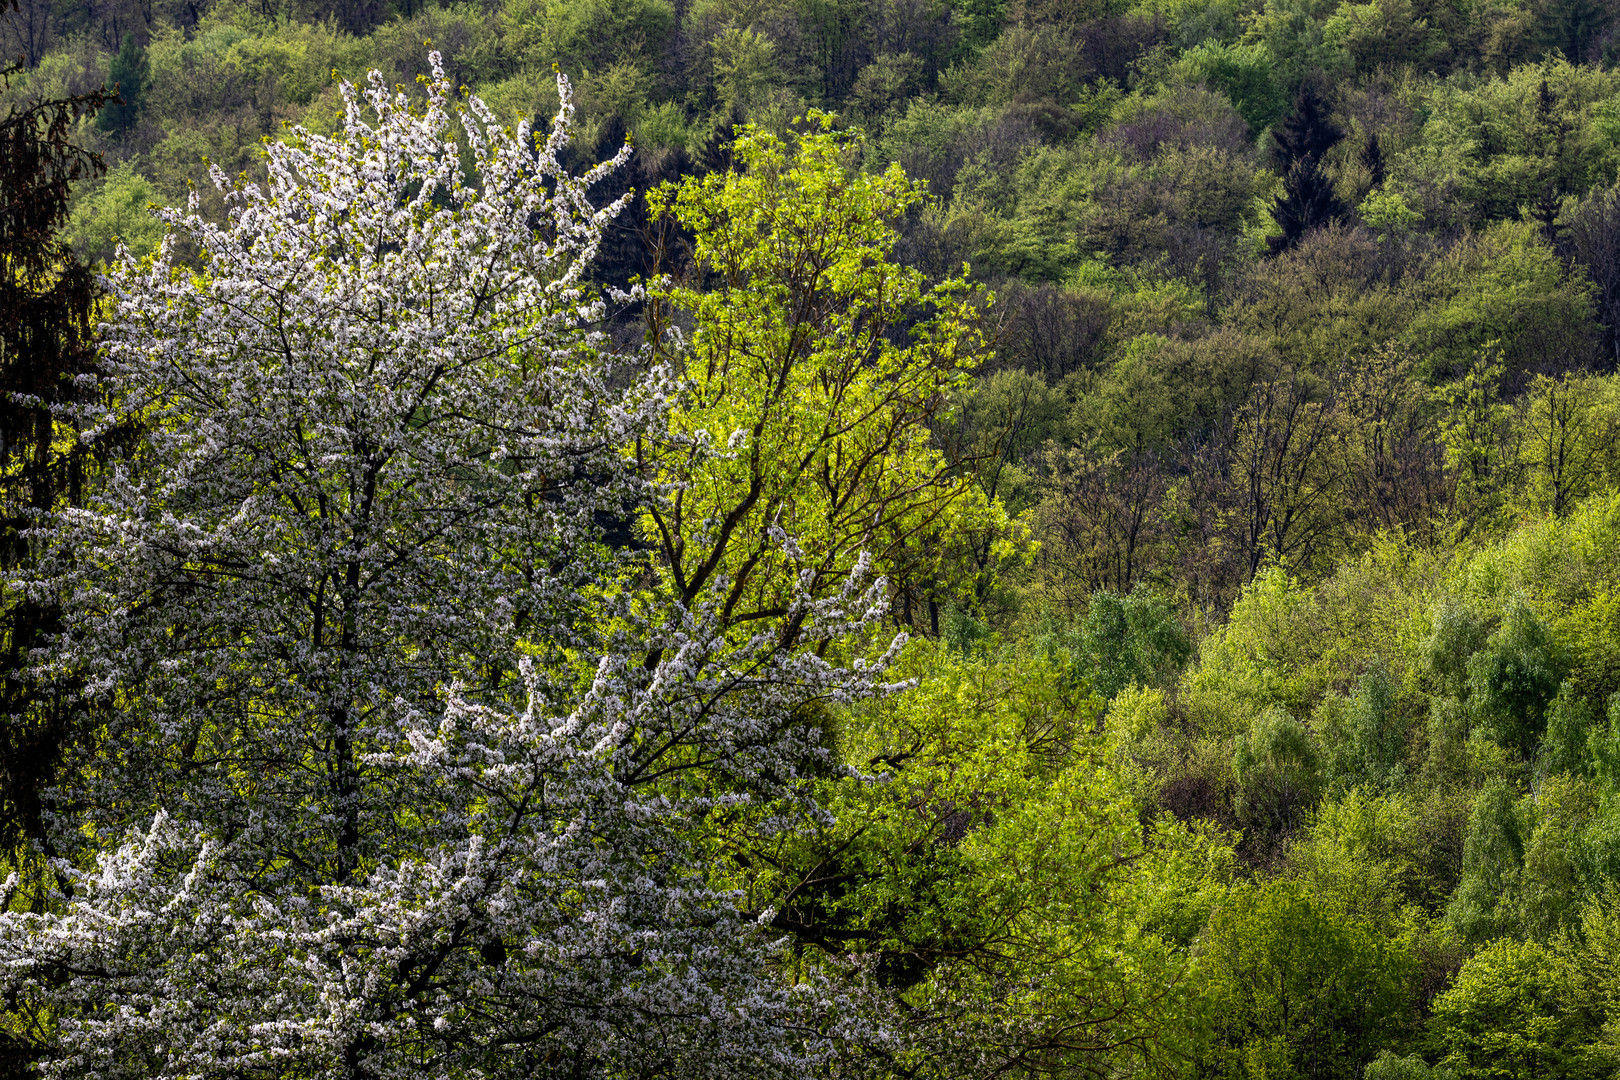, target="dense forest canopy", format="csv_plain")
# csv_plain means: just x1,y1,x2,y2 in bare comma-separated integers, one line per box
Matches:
8,0,1620,1075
